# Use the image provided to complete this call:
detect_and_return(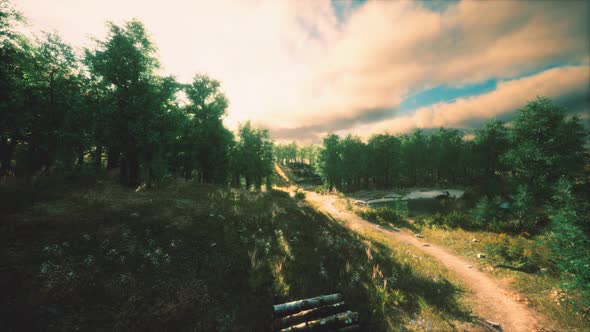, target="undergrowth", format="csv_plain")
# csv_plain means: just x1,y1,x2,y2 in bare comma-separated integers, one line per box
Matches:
2,178,474,331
